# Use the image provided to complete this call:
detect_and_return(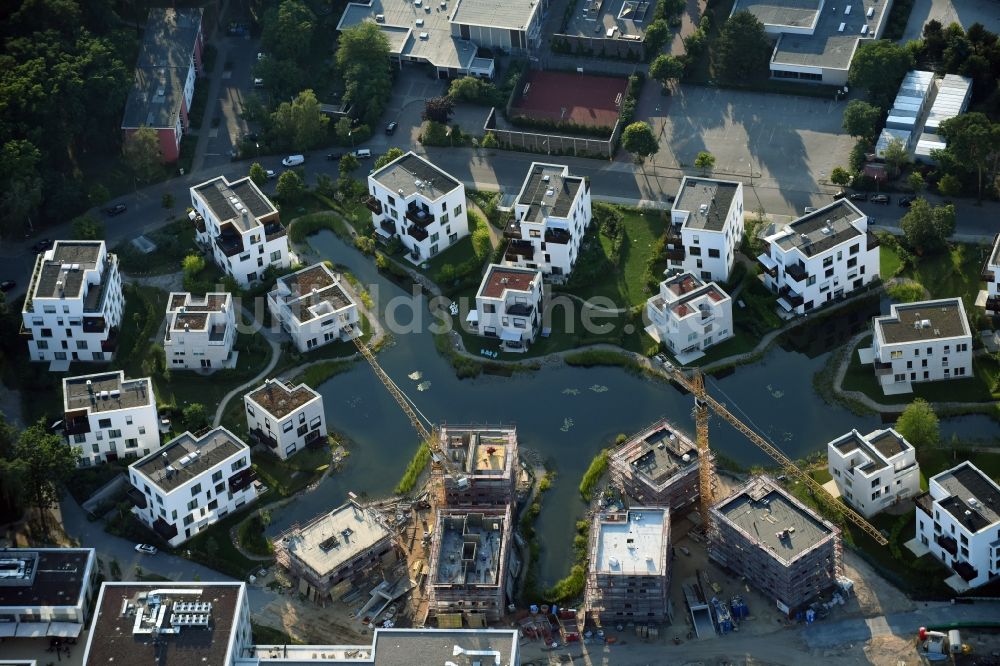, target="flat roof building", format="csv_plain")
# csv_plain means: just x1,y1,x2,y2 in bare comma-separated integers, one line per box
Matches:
608,419,707,512
585,508,671,623
0,548,98,639
164,291,237,370
427,505,514,624
435,425,519,506
668,177,744,283
267,263,360,353
709,476,840,613
827,428,920,518
471,264,544,352
245,378,327,460
273,501,397,604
